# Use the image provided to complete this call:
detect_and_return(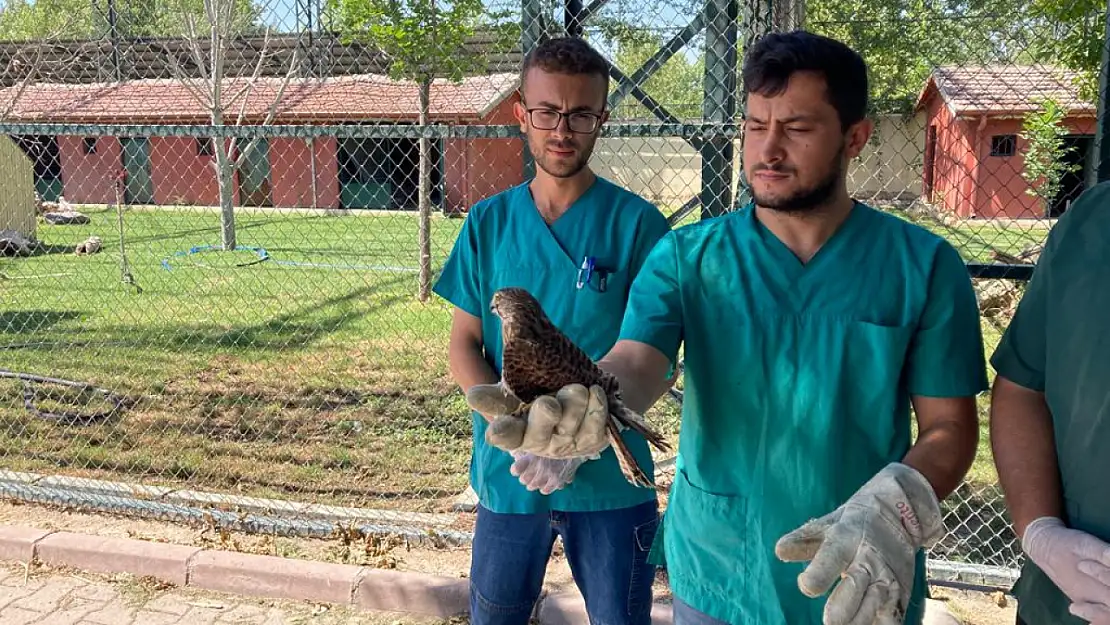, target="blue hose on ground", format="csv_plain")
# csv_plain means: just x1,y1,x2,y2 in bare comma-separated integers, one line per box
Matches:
160,244,416,273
